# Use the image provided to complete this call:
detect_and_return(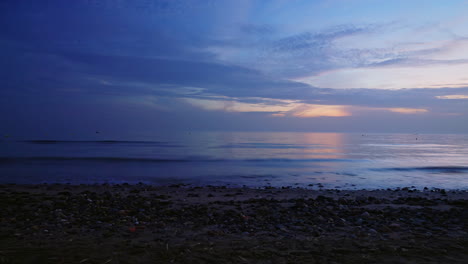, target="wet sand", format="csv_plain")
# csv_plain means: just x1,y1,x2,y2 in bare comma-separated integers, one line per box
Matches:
0,184,467,263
